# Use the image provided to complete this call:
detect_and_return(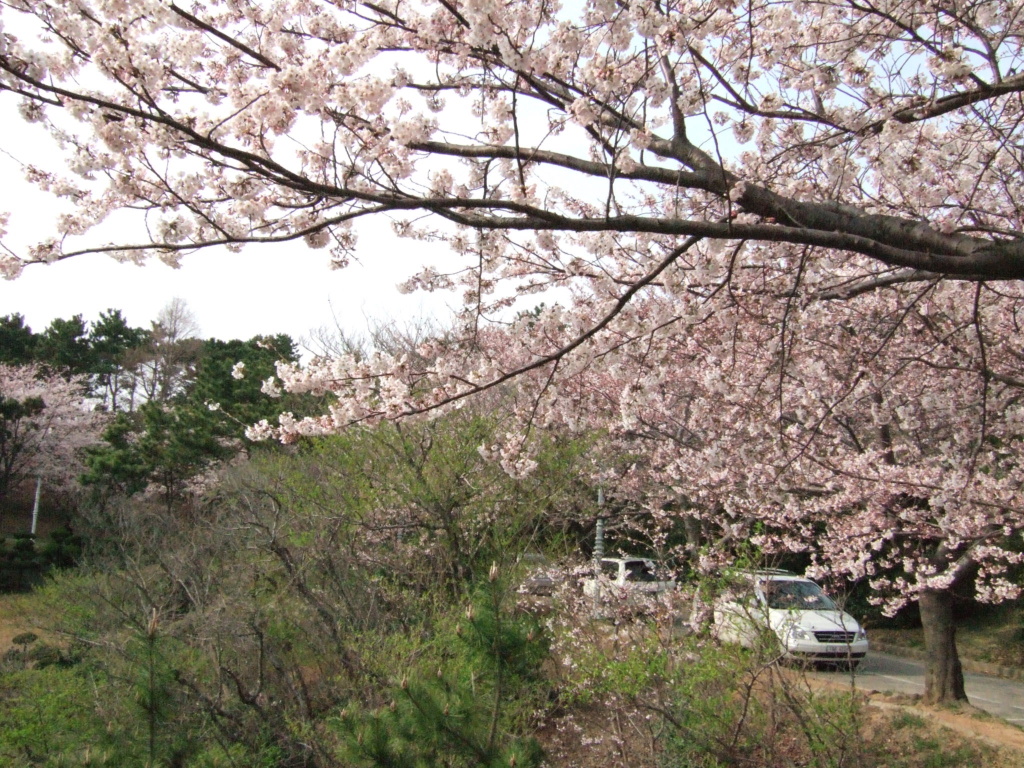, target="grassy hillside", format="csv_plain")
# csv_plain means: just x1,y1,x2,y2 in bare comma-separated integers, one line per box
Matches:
0,416,1021,768
871,601,1024,668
